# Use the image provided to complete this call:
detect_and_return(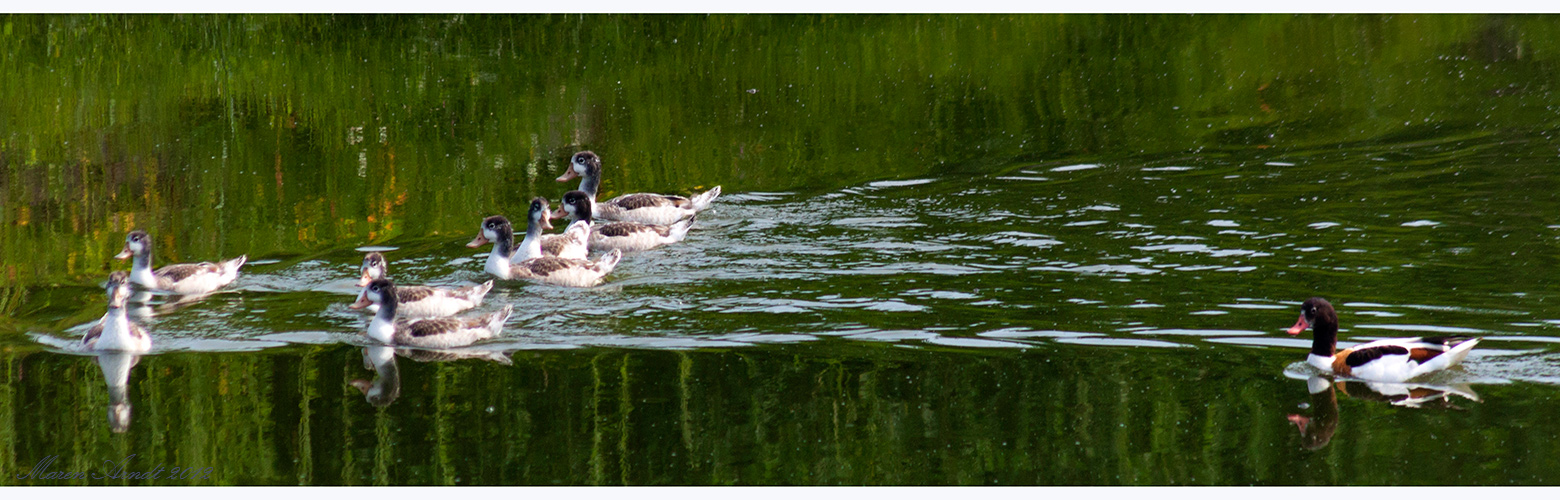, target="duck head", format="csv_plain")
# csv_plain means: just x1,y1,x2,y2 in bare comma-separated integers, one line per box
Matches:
554,190,594,222
359,252,387,287
528,197,555,232
350,278,398,311
556,151,601,182
114,230,151,260
467,215,515,249
1287,297,1339,357
105,271,133,309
